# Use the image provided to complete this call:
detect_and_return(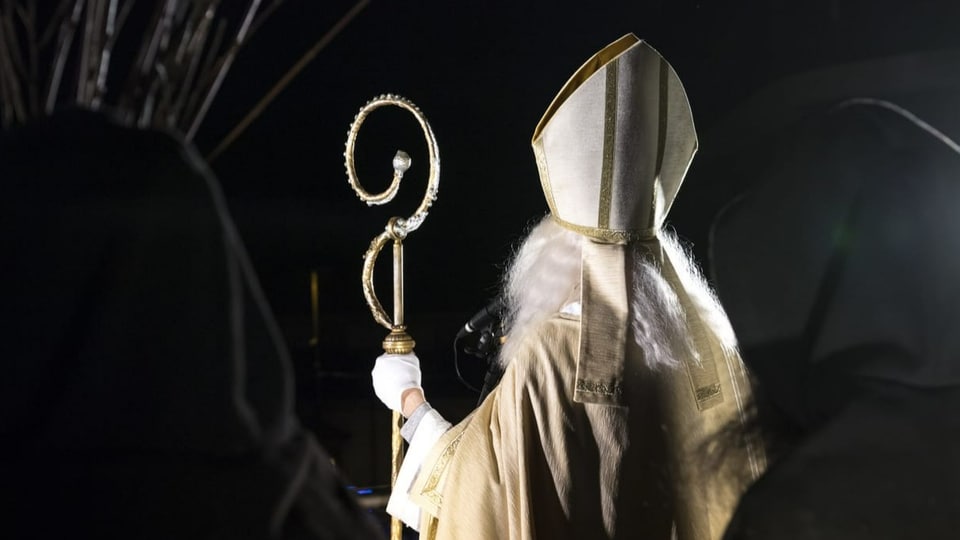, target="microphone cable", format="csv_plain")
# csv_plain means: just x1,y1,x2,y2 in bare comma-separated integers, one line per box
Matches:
453,334,483,393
